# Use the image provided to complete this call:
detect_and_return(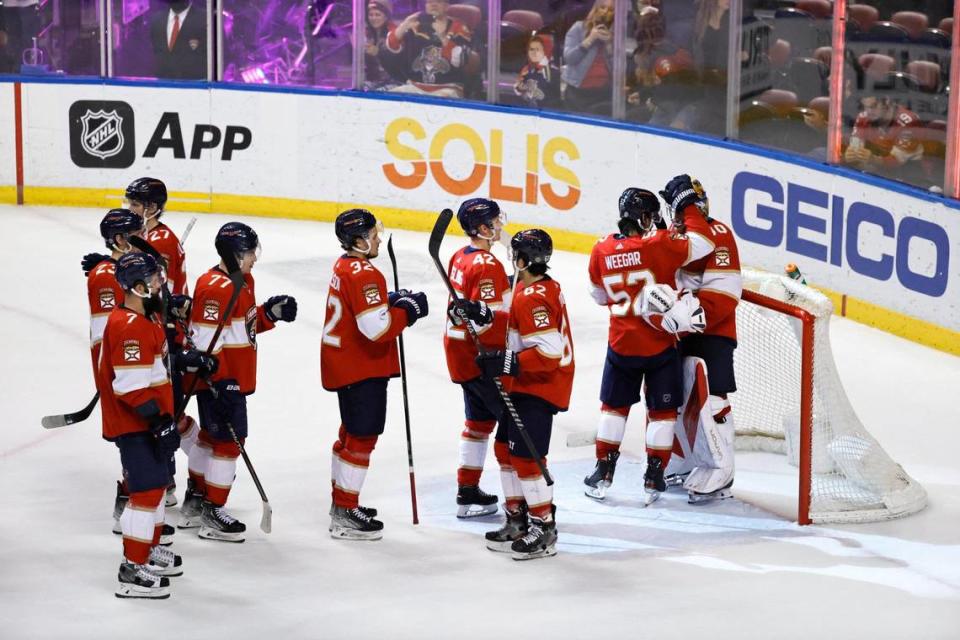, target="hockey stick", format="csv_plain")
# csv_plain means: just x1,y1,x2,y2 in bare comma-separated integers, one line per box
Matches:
41,218,201,430
386,235,420,525
428,209,553,486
